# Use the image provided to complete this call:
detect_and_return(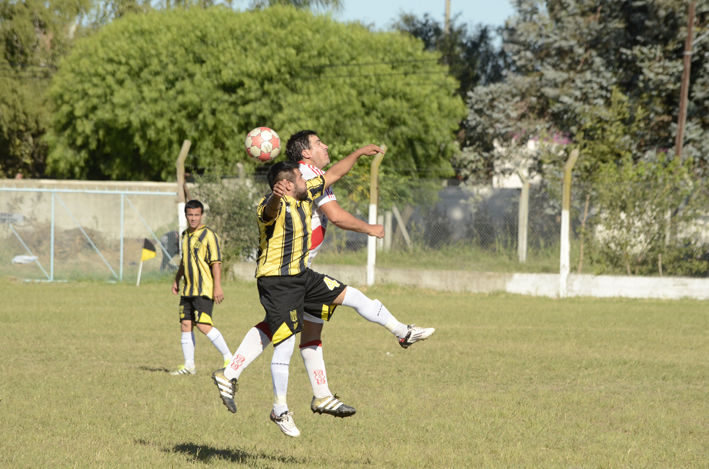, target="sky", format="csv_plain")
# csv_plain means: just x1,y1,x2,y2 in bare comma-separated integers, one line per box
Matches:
335,0,515,31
